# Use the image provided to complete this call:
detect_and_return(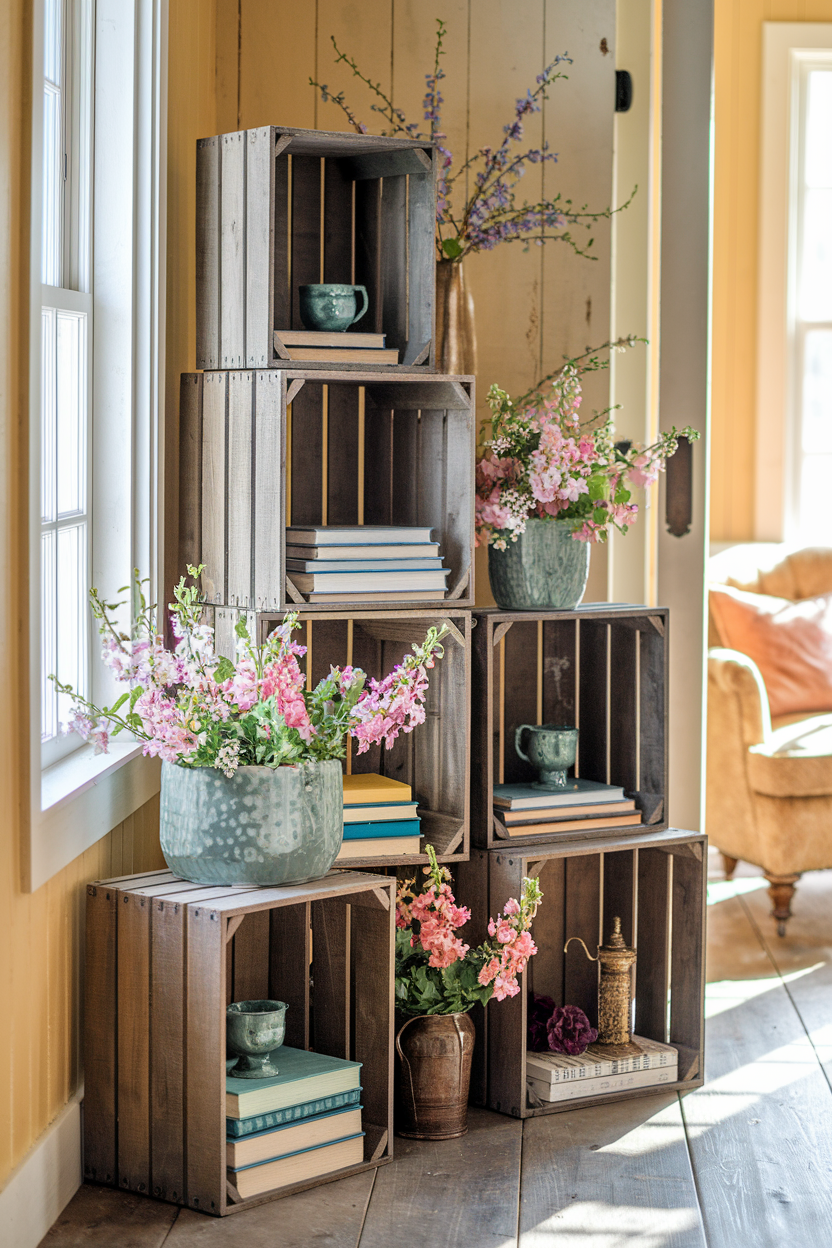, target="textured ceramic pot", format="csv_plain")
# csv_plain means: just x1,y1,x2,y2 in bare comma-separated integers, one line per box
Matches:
226,1000,288,1078
435,259,477,375
159,758,343,885
298,283,369,331
487,518,590,611
515,724,579,789
395,1012,476,1139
